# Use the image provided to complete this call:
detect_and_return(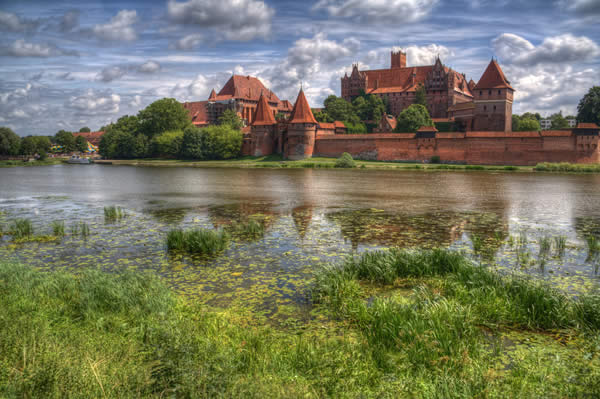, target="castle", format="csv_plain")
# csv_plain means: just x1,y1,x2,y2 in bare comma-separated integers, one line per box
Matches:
182,50,599,165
